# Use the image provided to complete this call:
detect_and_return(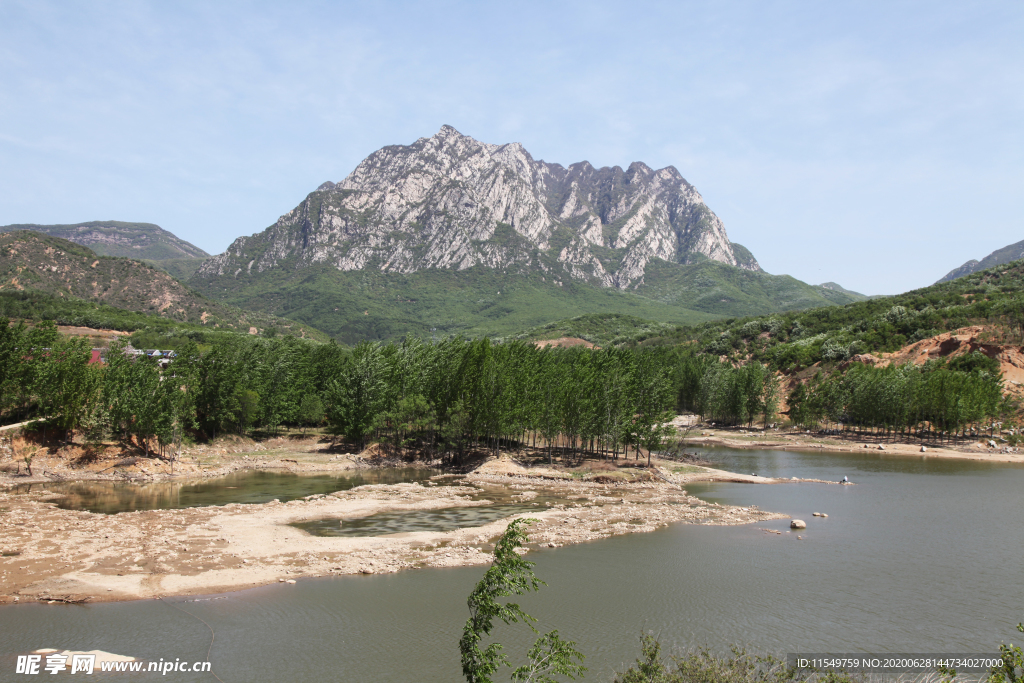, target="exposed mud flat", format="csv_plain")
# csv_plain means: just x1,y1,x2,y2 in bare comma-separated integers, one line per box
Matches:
0,459,788,605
